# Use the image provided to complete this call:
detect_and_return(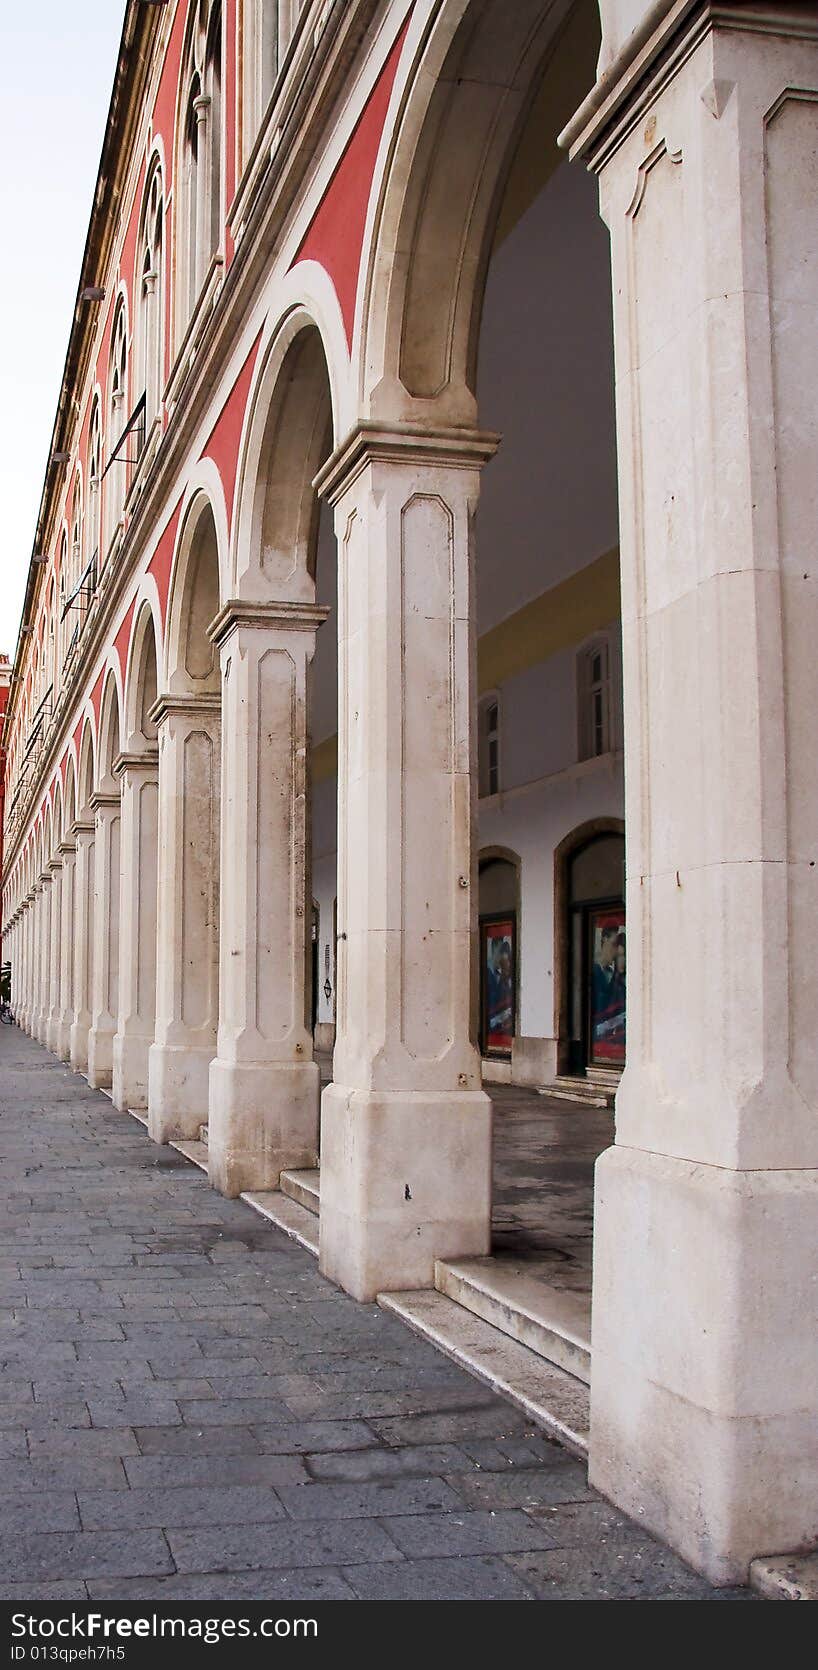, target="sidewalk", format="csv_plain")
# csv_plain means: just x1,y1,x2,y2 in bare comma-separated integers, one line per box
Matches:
0,1025,754,1601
